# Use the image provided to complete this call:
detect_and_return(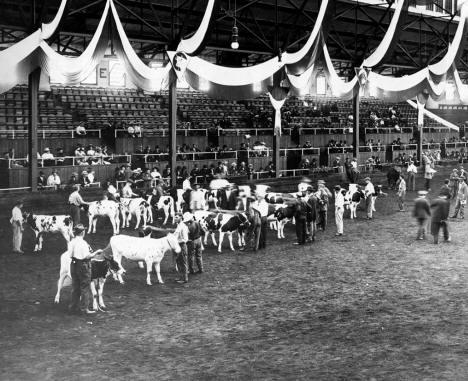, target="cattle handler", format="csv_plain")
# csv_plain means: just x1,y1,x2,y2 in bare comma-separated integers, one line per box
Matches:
68,184,89,225
68,224,102,315
186,212,204,274
174,213,190,283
